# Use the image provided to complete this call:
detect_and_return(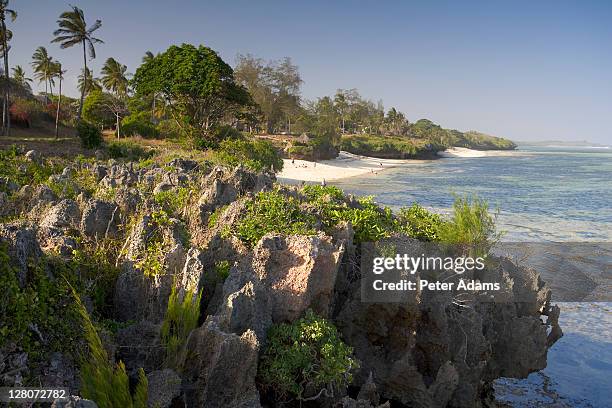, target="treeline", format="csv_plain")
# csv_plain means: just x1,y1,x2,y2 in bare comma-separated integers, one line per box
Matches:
0,1,515,157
